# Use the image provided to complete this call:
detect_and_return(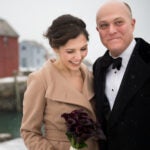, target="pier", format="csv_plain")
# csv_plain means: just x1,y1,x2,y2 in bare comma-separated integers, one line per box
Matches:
0,76,27,111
